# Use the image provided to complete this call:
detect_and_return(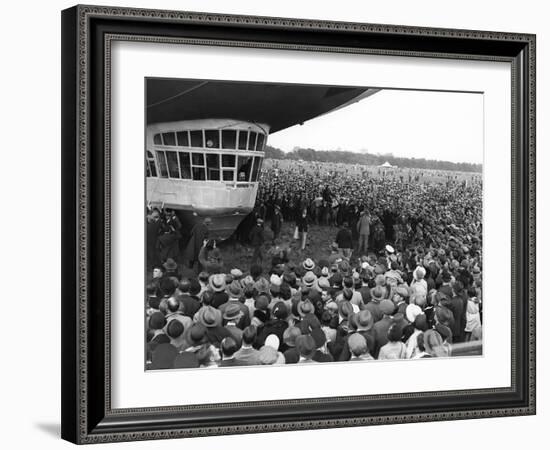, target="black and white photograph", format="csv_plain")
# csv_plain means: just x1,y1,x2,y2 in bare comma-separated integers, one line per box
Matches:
144,78,483,370
56,0,540,444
